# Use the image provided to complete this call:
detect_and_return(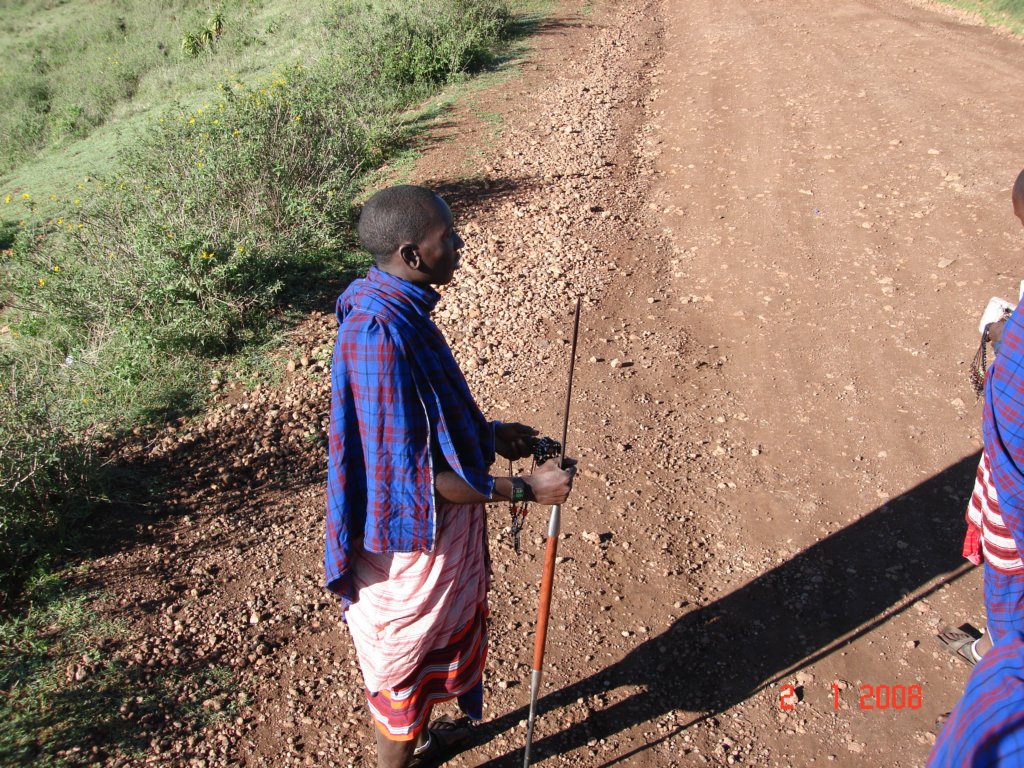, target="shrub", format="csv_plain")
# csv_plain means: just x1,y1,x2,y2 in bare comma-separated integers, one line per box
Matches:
0,351,99,602
9,64,397,361
331,0,514,89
